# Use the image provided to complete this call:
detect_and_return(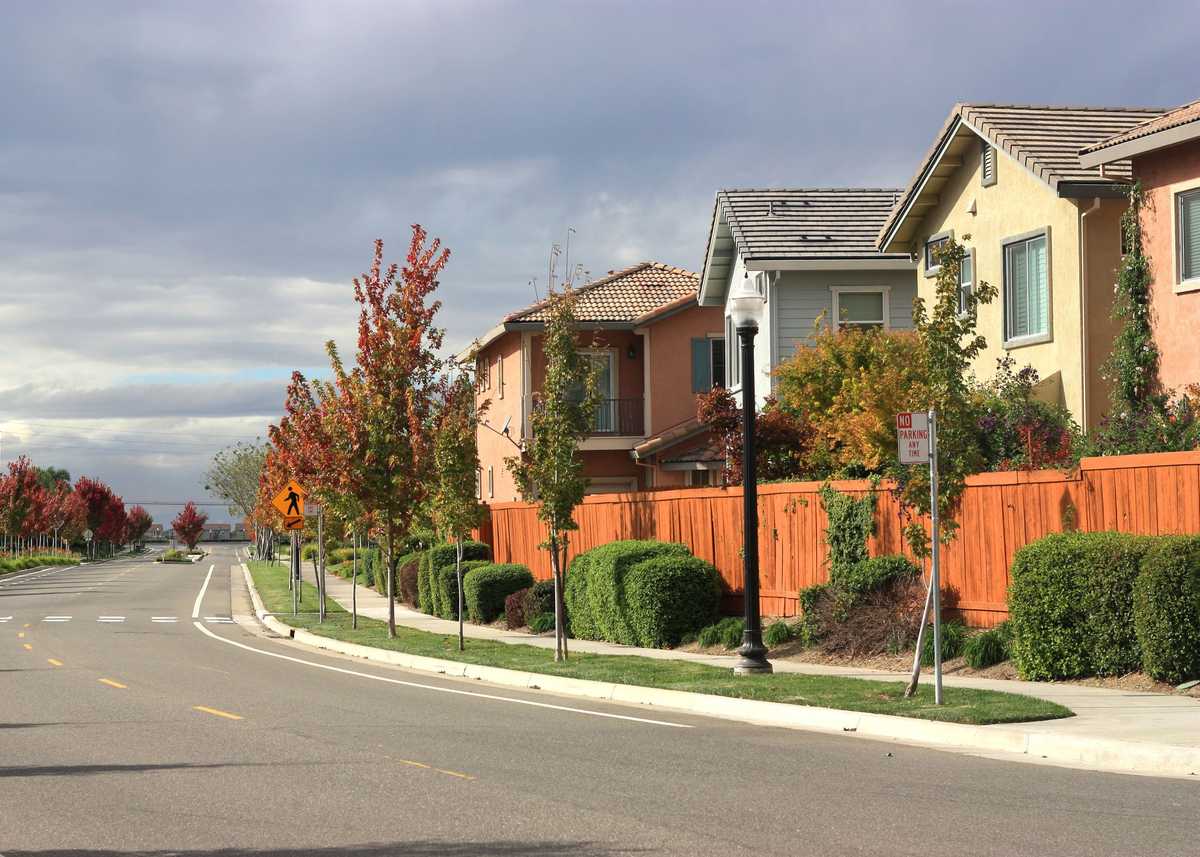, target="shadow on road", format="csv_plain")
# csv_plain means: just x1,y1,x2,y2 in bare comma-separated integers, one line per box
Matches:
0,762,301,778
0,843,638,857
